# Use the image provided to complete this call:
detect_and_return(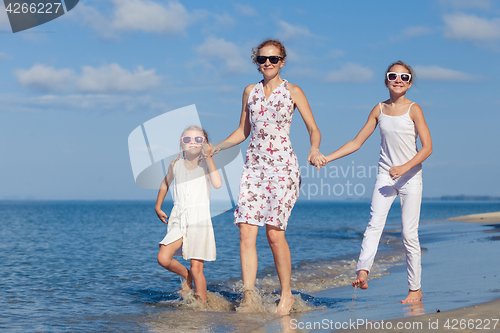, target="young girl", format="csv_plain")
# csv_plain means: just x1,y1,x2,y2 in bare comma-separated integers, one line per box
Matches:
155,125,222,302
320,61,432,303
